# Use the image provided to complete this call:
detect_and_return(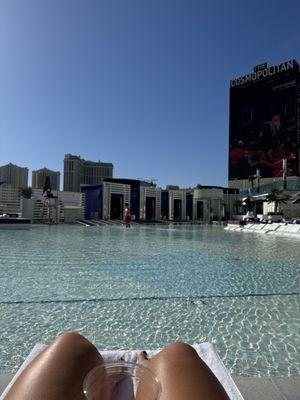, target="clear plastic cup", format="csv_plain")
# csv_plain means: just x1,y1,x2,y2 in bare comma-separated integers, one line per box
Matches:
83,361,161,400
